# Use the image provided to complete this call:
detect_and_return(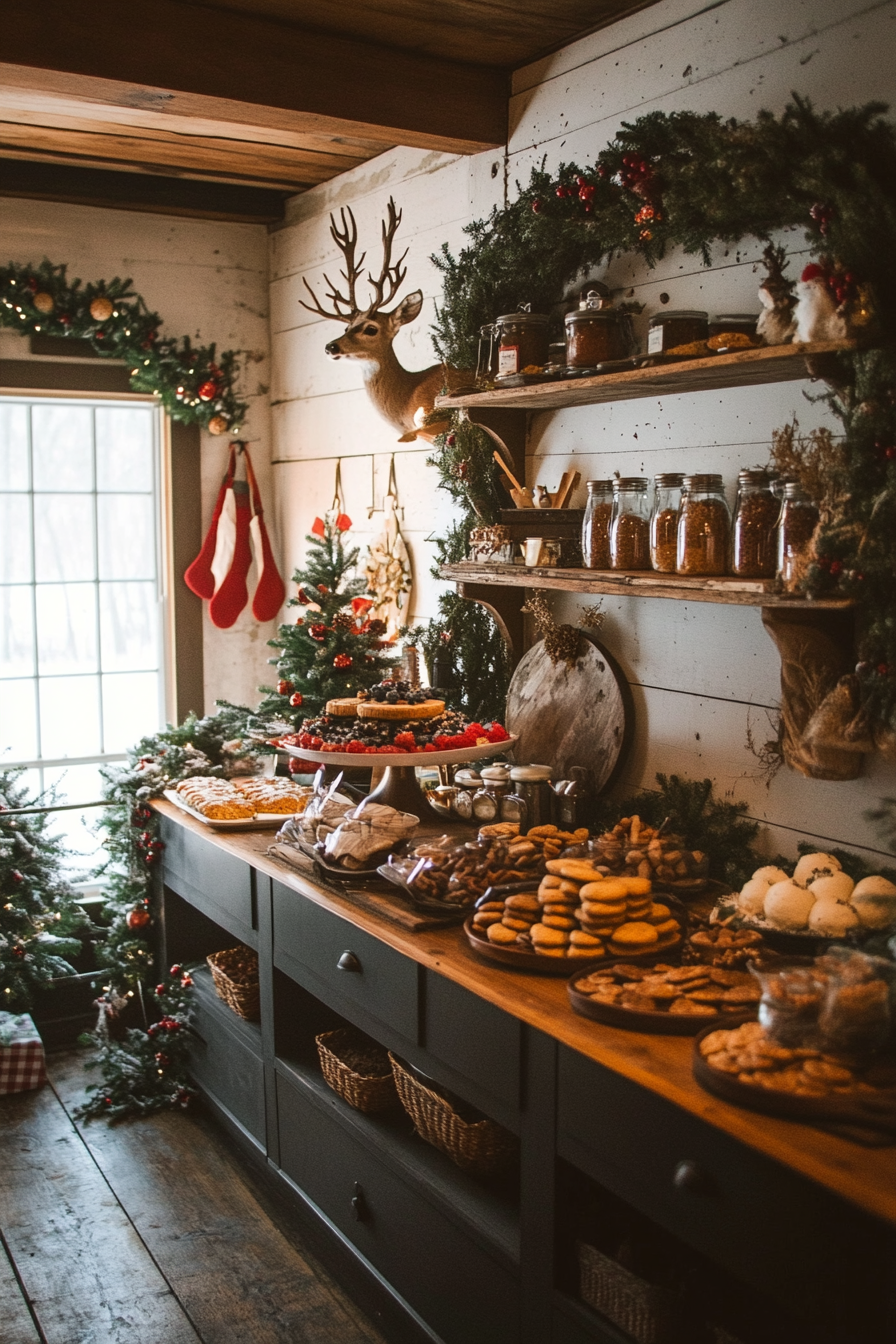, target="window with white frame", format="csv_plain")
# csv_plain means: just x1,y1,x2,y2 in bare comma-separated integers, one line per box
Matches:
0,395,169,872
